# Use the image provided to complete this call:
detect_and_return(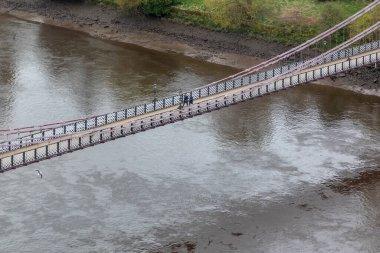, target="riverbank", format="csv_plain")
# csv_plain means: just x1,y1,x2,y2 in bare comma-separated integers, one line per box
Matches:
0,0,379,96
